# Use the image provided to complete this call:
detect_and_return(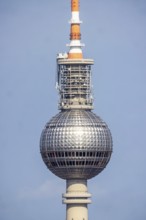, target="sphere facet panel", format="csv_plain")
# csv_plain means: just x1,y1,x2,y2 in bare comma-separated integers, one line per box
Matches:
40,110,112,179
